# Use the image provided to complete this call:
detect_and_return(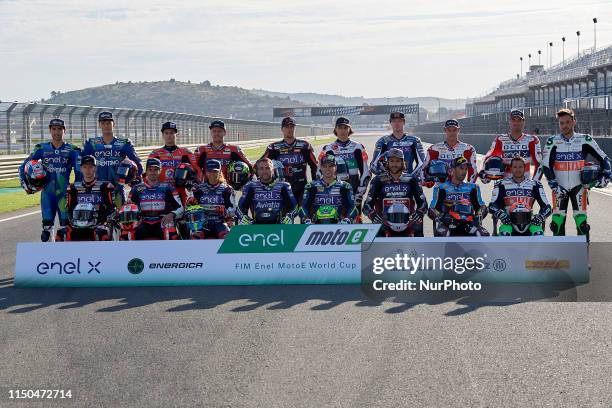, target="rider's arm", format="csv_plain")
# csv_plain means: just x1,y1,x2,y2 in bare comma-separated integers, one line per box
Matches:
466,145,478,183
70,146,82,182
583,136,612,176
369,137,387,175
65,184,77,219
236,183,254,219
122,140,143,177
530,137,543,180
341,182,359,221
282,183,299,219
533,181,552,218
470,185,487,218
299,182,316,220
410,178,428,215
429,185,446,219
411,137,426,177
303,142,318,180
260,143,276,160
488,181,505,215
355,144,371,195
541,137,558,186
361,176,381,217
165,187,184,218
100,183,117,222
18,144,43,190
